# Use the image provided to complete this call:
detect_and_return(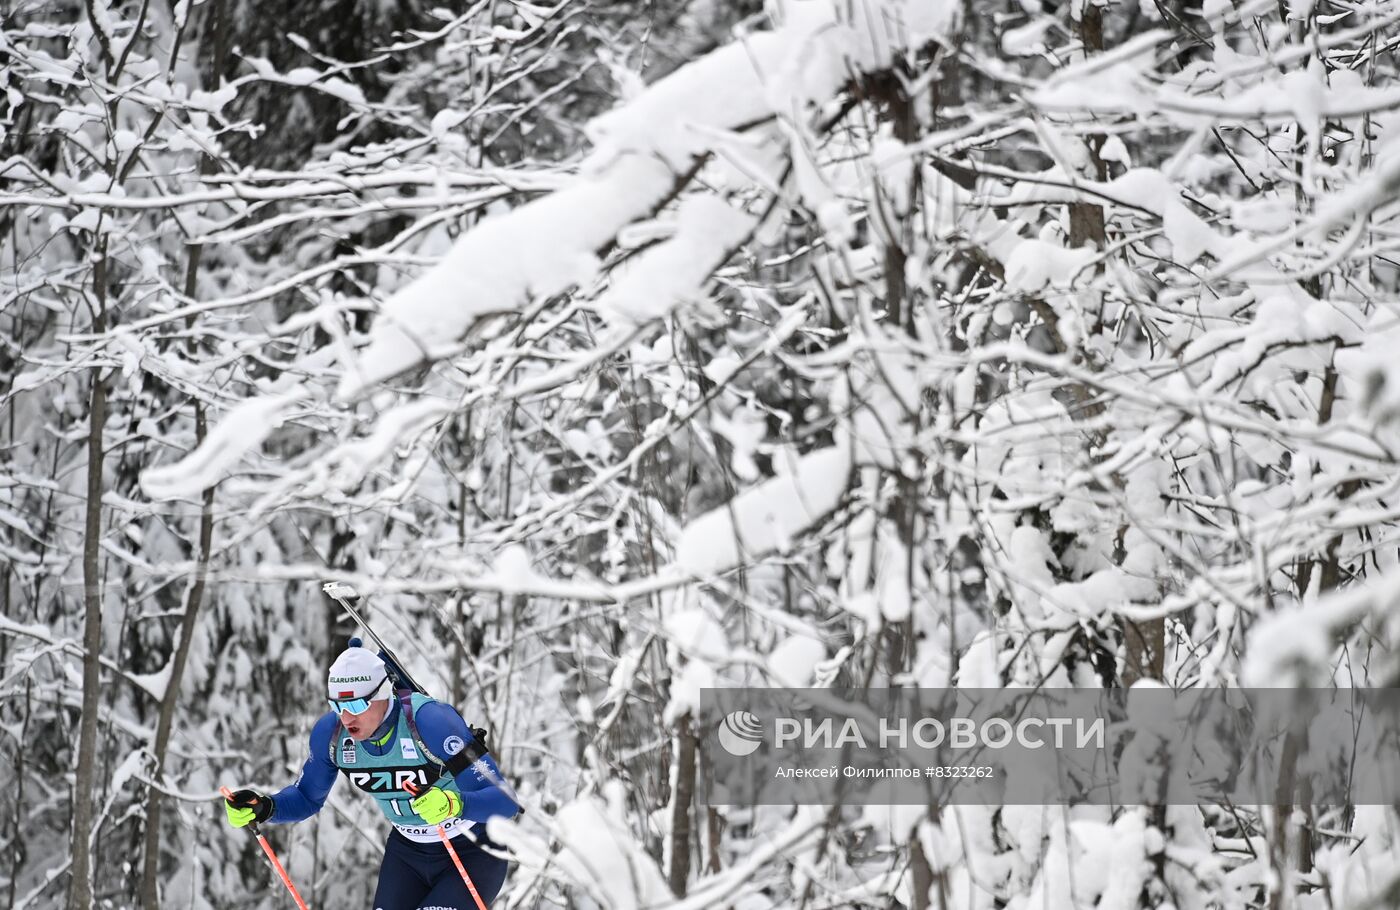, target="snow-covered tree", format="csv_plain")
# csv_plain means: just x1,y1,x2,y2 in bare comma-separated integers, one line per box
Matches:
5,0,1400,907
